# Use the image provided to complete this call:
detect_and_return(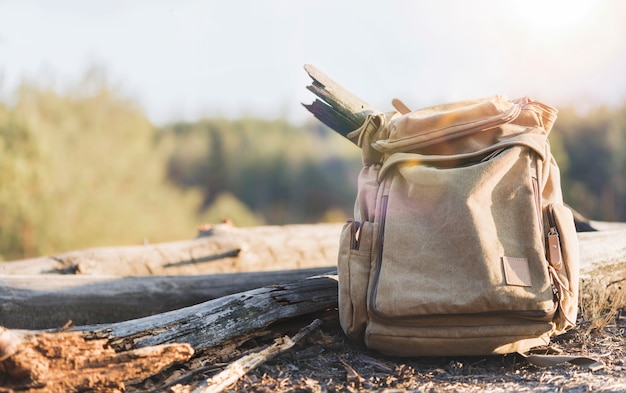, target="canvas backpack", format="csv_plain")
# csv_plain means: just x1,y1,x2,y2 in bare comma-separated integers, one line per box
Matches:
337,95,595,366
